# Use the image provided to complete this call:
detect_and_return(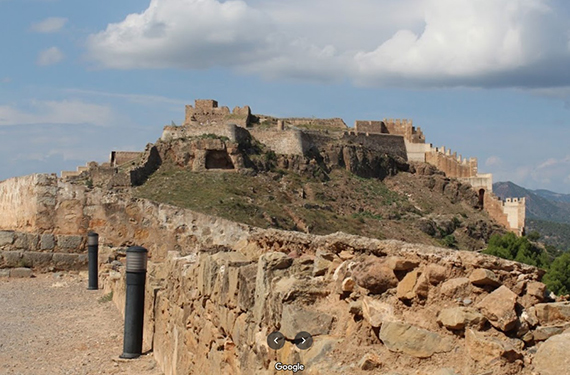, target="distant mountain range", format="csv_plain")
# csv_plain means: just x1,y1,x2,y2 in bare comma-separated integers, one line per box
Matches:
493,181,570,250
